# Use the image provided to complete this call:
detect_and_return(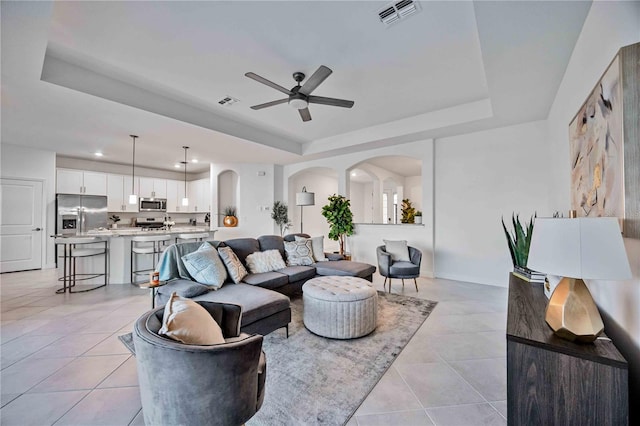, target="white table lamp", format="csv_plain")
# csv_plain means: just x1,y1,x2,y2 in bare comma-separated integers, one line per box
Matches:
527,217,631,343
